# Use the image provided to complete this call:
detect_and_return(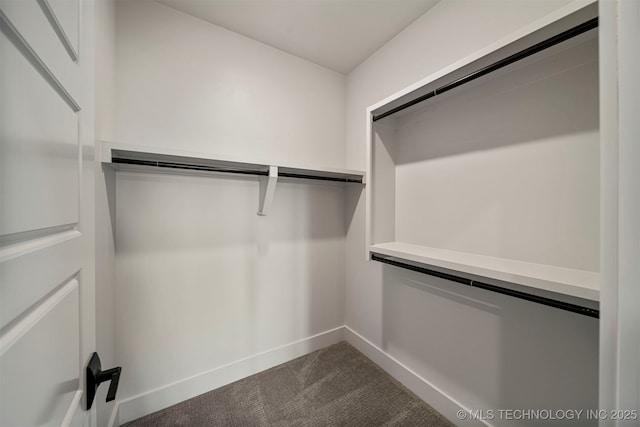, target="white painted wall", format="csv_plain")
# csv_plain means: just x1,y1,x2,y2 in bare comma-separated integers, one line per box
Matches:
345,1,599,425
112,1,348,421
392,36,599,271
115,172,346,398
95,0,116,142
114,0,345,169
